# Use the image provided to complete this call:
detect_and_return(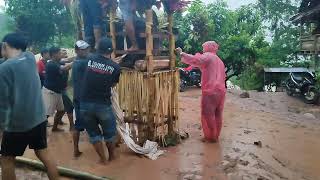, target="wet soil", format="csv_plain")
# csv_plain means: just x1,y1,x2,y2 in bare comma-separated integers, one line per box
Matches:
11,88,320,180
